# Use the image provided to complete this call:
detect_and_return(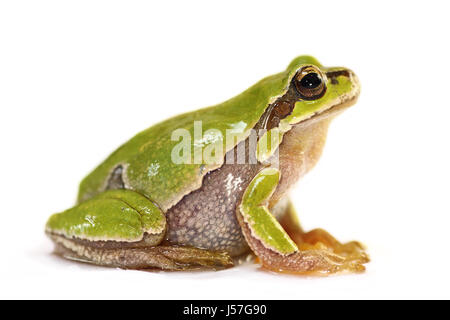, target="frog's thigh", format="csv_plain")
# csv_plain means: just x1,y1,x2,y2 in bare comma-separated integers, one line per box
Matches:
278,199,369,264
237,169,367,275
46,190,233,270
